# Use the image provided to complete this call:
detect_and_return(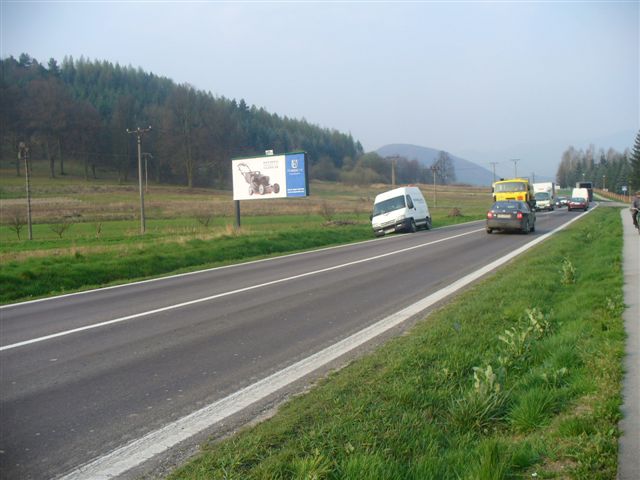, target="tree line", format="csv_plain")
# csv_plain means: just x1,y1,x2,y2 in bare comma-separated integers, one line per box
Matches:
0,54,361,187
1,54,457,188
556,133,640,193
